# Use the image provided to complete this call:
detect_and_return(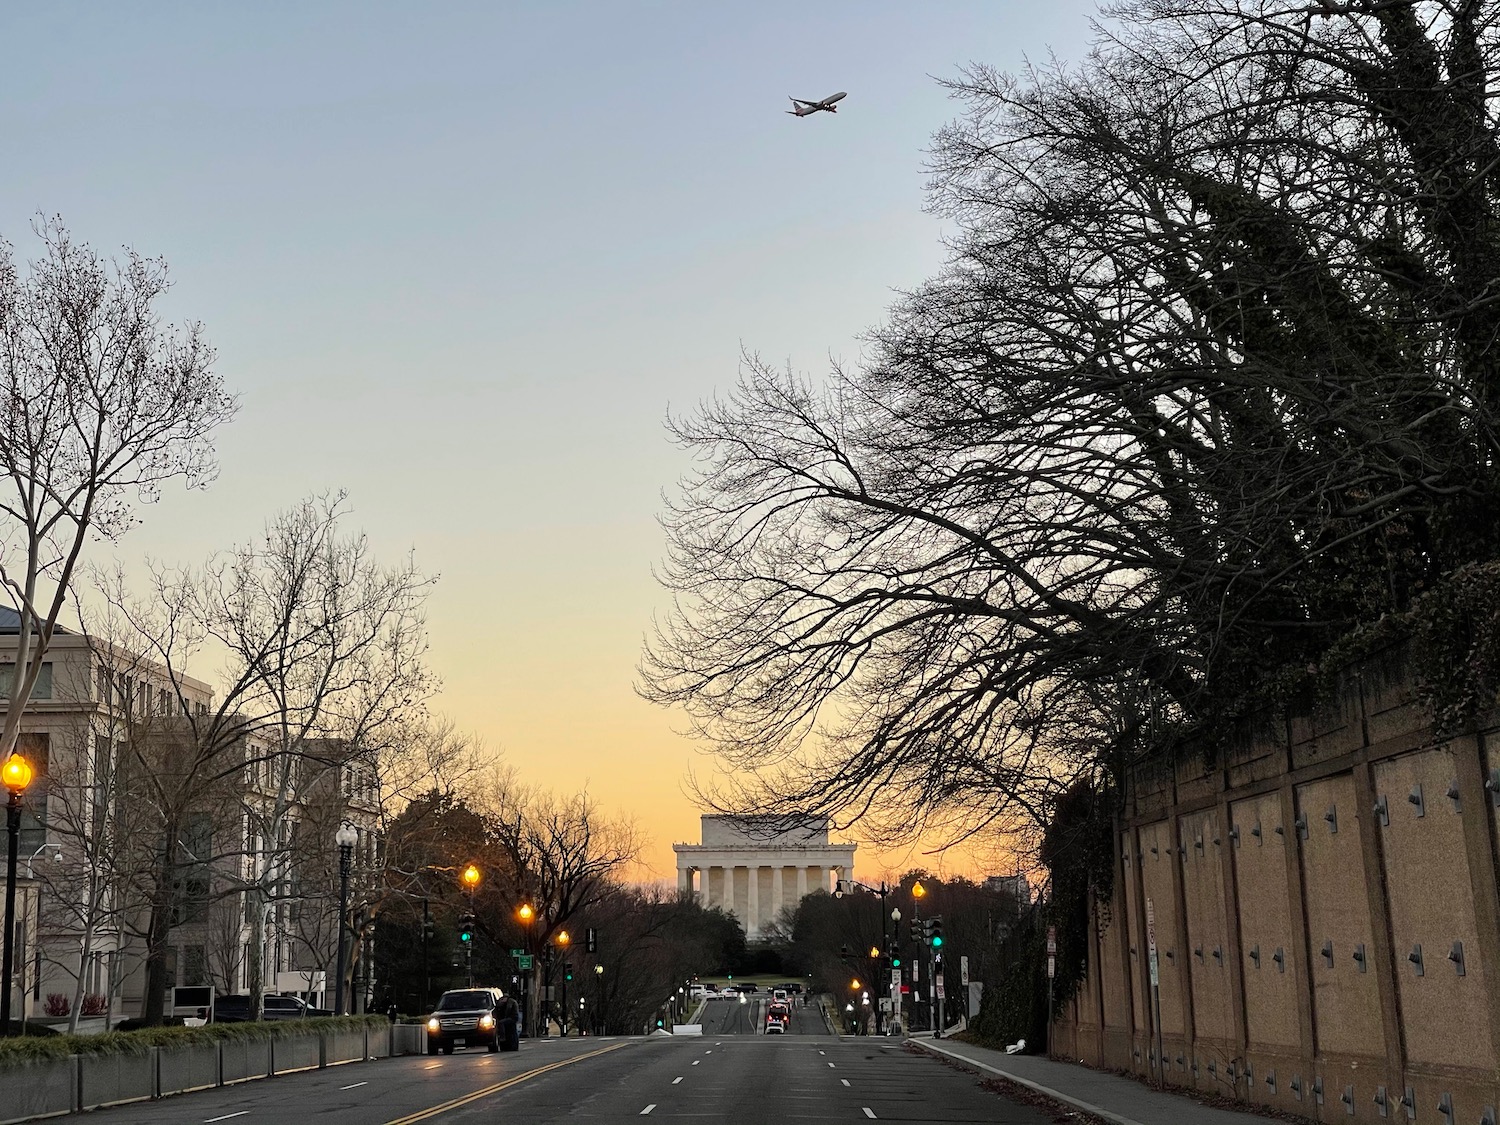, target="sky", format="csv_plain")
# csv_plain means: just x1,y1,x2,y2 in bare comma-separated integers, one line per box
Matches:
0,1,1104,883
